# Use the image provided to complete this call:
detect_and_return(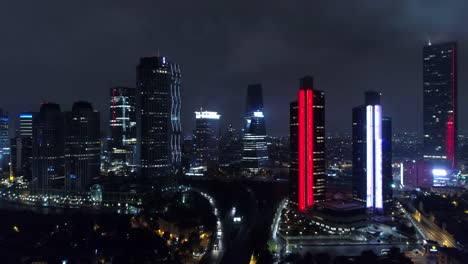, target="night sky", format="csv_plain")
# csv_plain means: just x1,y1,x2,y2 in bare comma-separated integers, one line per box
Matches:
1,1,467,136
